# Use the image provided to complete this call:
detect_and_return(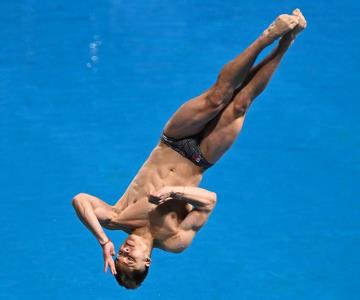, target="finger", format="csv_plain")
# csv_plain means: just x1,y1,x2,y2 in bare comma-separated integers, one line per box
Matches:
149,199,159,205
151,191,160,197
148,195,158,203
110,260,117,275
104,261,108,273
